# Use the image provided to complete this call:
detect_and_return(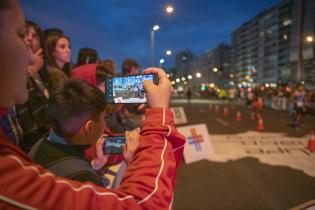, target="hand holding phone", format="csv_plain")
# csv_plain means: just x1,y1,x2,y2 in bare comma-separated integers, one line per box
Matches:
142,68,171,108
